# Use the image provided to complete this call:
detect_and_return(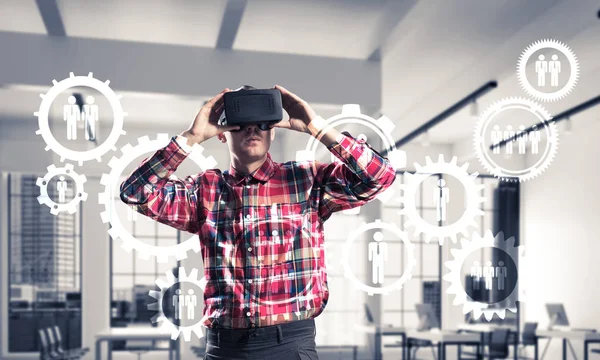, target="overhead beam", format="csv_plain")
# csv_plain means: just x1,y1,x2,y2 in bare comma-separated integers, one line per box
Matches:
216,0,247,49
35,0,66,37
366,0,418,61
0,31,380,108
